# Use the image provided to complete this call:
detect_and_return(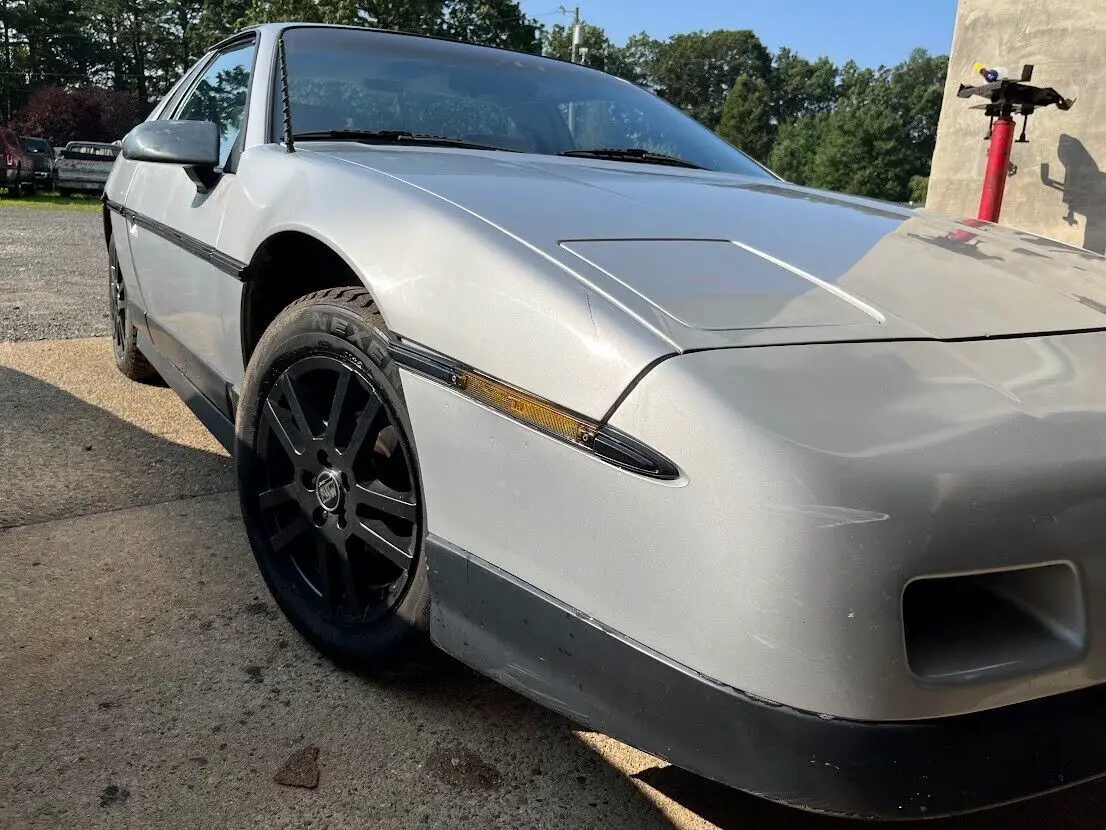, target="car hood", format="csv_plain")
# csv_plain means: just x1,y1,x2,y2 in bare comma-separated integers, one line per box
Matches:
318,146,1106,348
